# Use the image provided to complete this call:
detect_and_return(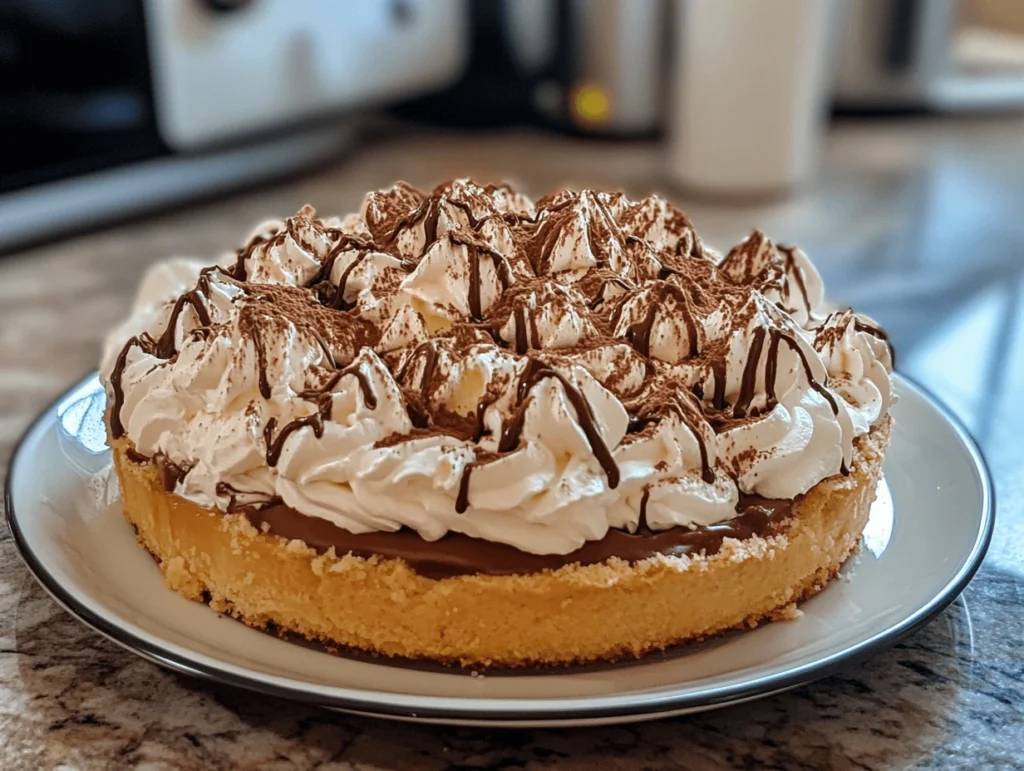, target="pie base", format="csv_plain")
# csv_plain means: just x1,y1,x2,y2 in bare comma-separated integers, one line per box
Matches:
110,421,889,668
